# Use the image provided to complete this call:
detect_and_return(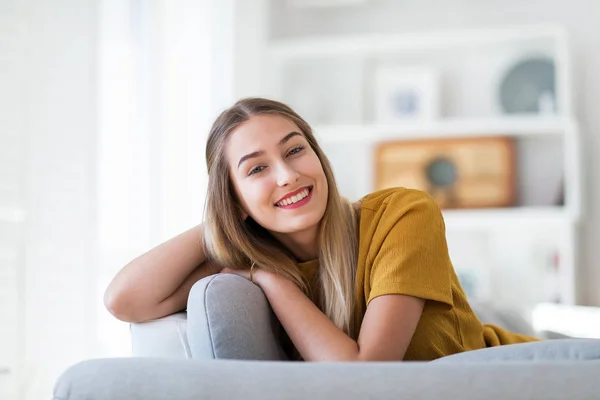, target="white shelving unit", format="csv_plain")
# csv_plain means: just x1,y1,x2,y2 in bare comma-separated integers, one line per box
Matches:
313,116,575,142
310,116,581,223
267,24,573,119
260,23,581,313
269,25,570,61
441,206,570,230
